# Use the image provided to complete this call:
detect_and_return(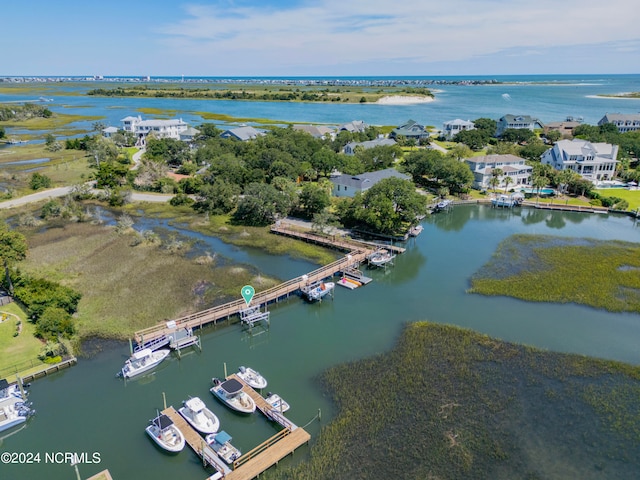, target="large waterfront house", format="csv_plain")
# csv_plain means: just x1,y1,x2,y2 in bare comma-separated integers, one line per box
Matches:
495,114,544,137
541,139,618,182
543,120,582,139
220,125,265,141
464,154,533,190
343,137,397,155
442,119,475,140
330,168,410,197
389,119,429,142
120,115,189,146
597,113,640,133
